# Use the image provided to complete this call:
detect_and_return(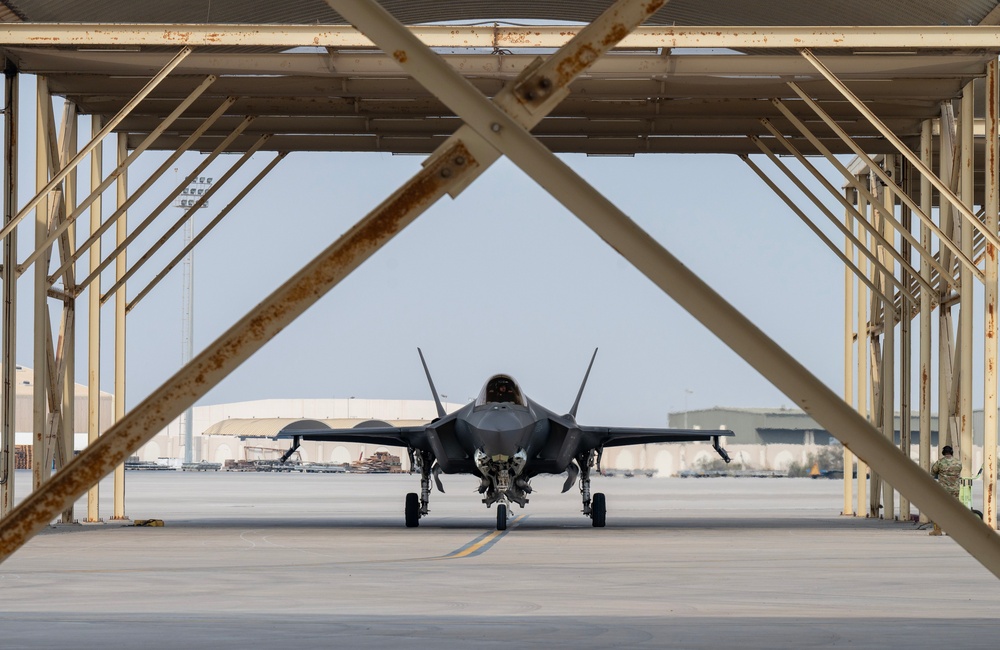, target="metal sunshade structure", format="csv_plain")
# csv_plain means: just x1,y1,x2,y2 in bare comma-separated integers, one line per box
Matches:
0,0,998,578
